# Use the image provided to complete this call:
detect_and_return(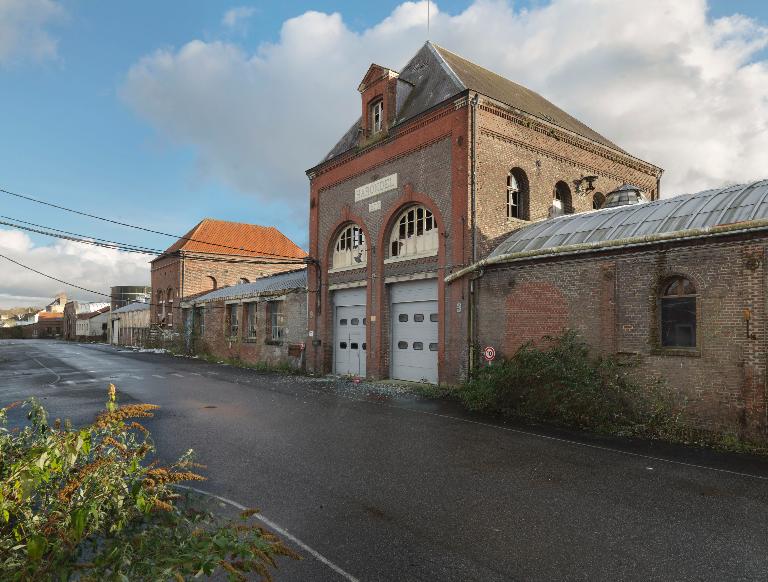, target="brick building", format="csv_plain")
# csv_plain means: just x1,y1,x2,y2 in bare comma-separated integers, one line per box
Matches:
181,269,307,370
63,301,110,341
151,218,306,330
306,42,661,384
445,181,768,439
